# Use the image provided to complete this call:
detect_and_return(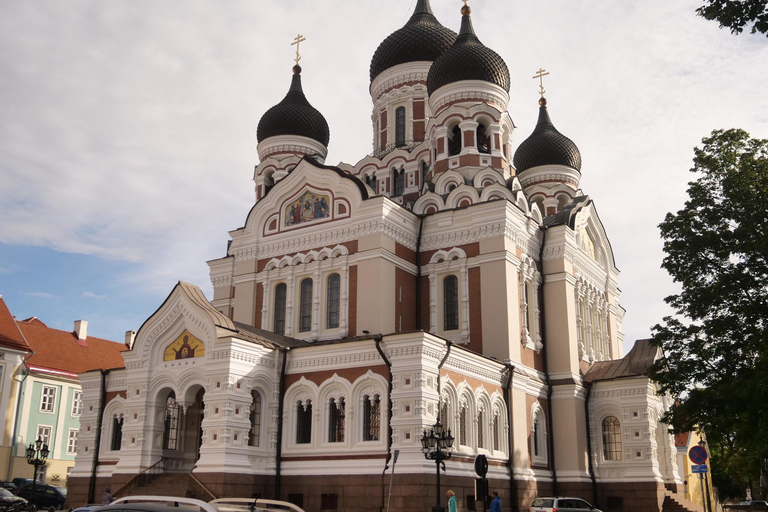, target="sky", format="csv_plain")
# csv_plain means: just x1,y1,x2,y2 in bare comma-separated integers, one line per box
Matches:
0,0,766,352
